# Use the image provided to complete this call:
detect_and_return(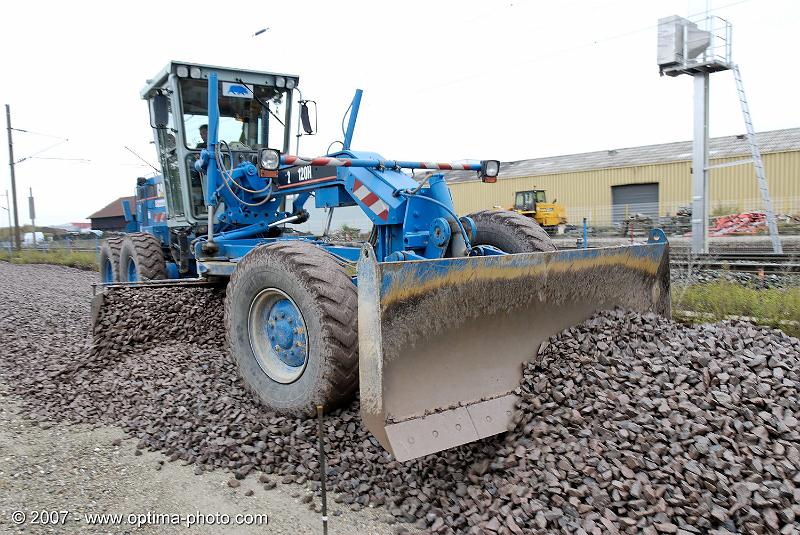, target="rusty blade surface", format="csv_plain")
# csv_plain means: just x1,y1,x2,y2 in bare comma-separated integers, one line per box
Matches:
357,232,670,462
